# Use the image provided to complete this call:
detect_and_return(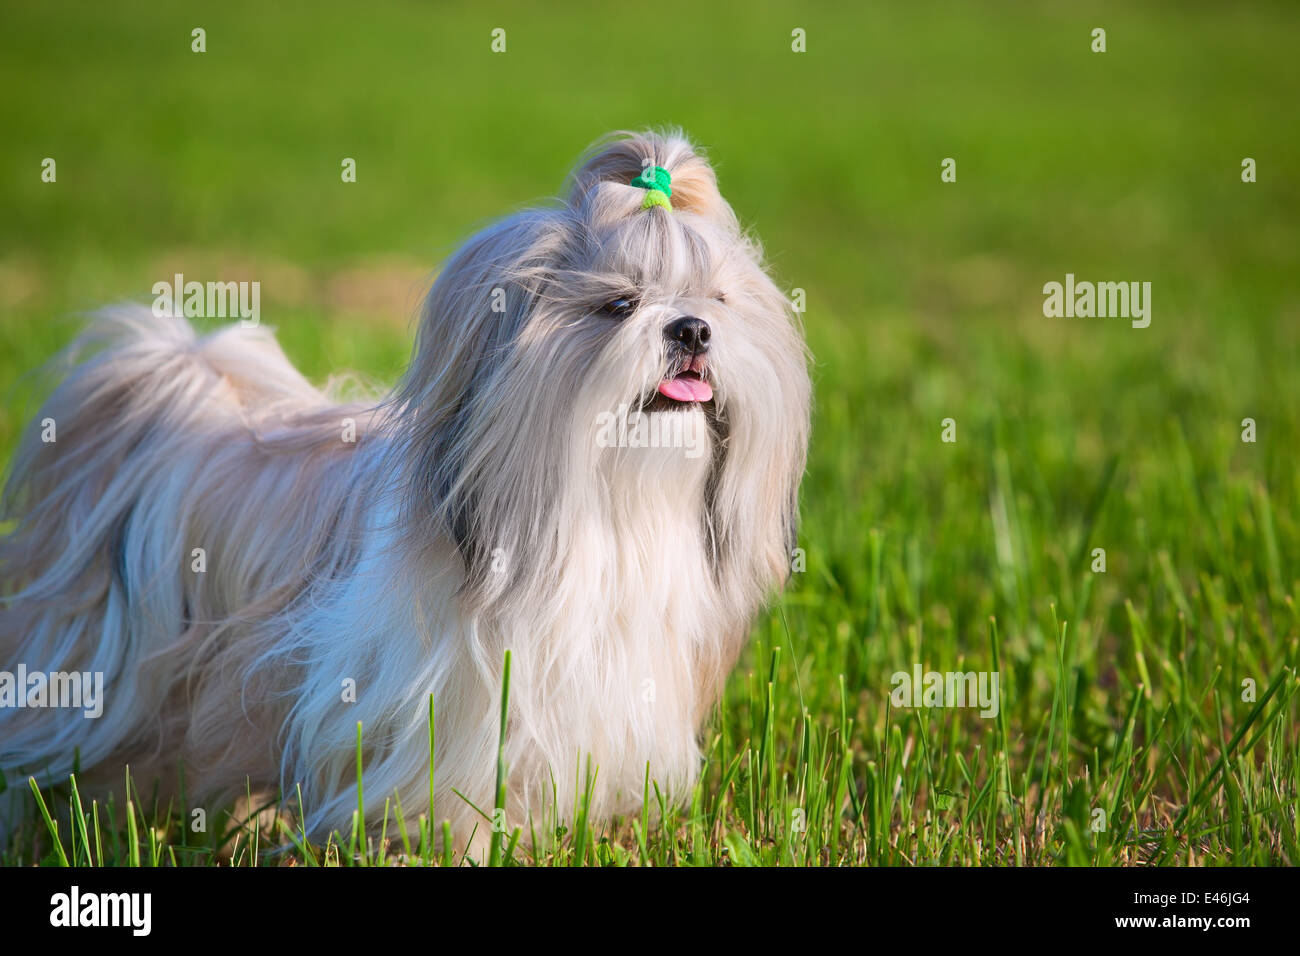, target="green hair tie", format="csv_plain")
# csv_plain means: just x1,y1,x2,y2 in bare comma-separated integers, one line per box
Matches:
630,165,672,210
